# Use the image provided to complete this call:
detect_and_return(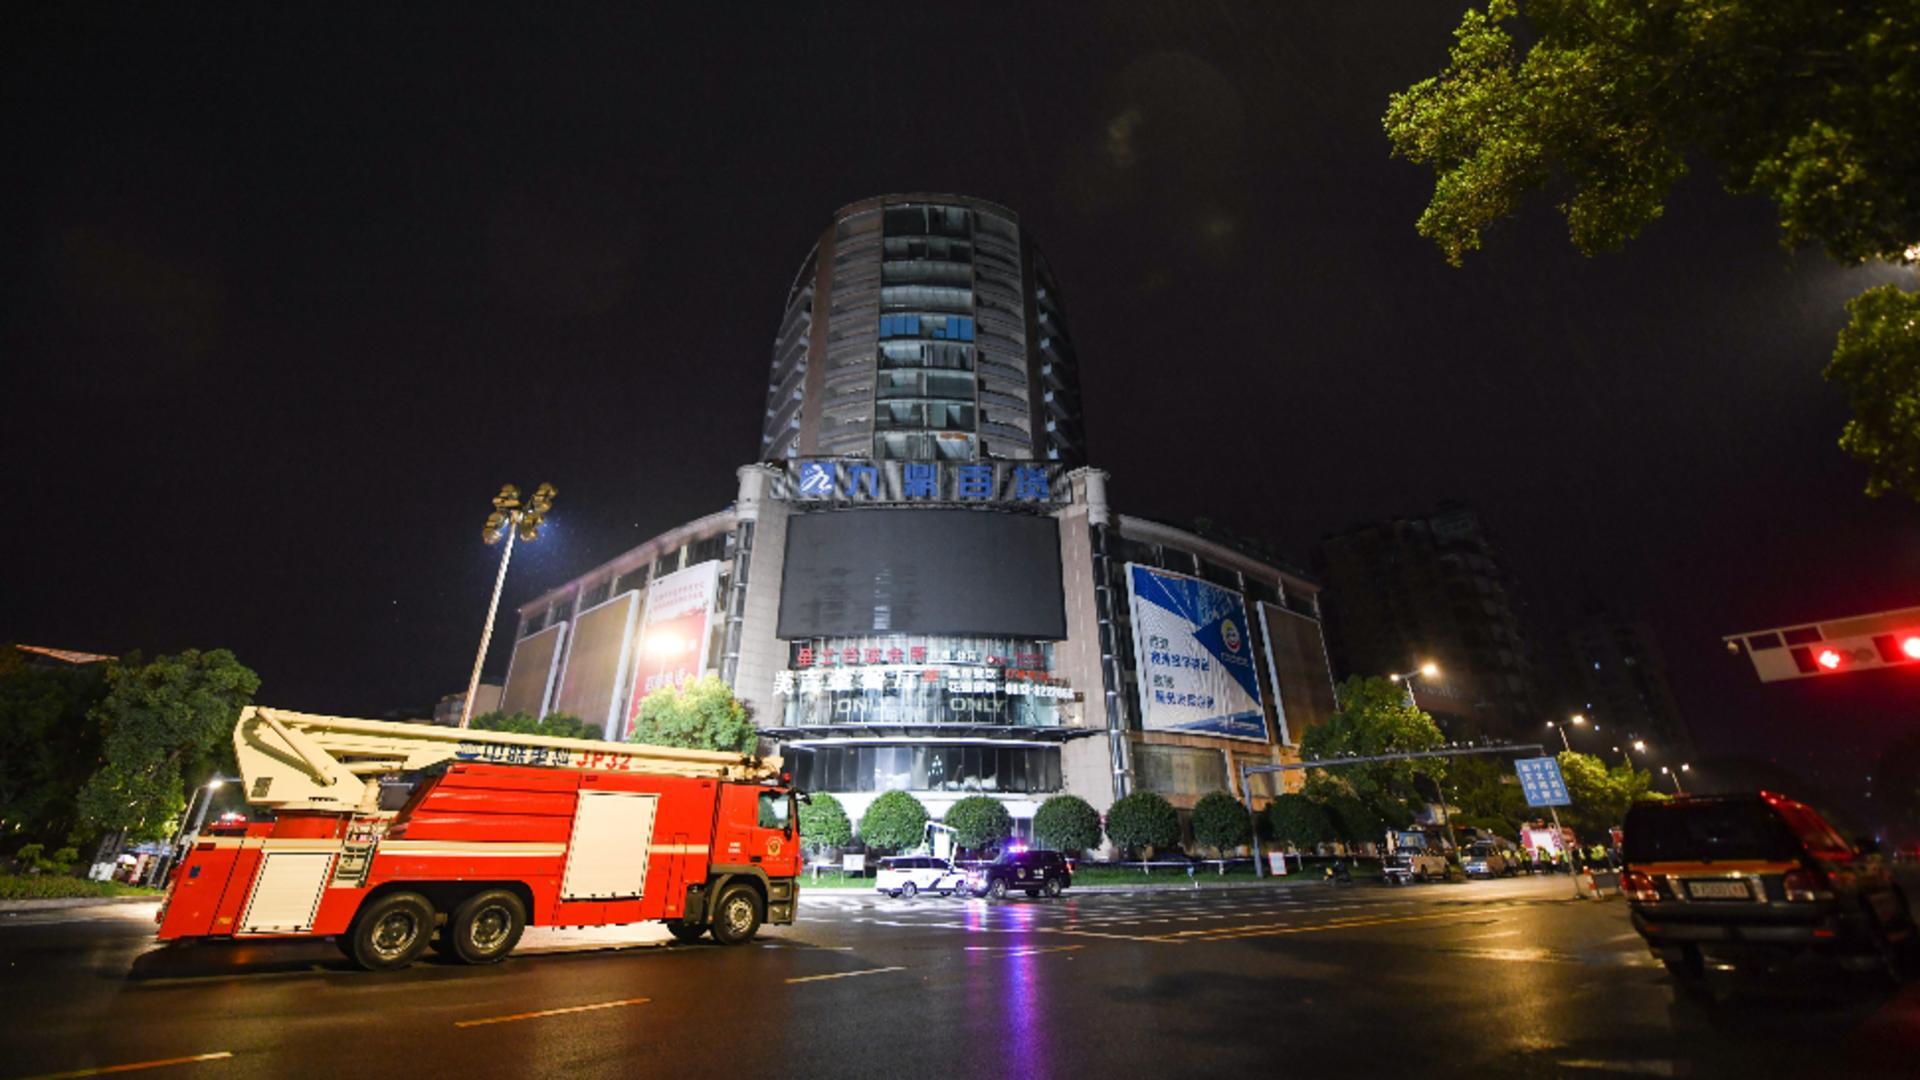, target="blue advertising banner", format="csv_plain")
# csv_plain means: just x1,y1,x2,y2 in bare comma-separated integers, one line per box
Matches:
1514,757,1571,807
1124,564,1268,742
